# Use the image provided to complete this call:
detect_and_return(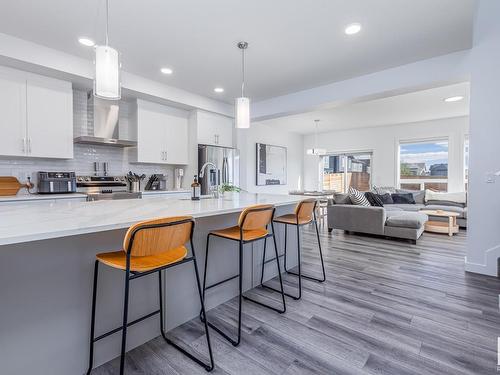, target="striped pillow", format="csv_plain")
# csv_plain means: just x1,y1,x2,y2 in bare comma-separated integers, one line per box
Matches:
348,187,370,206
